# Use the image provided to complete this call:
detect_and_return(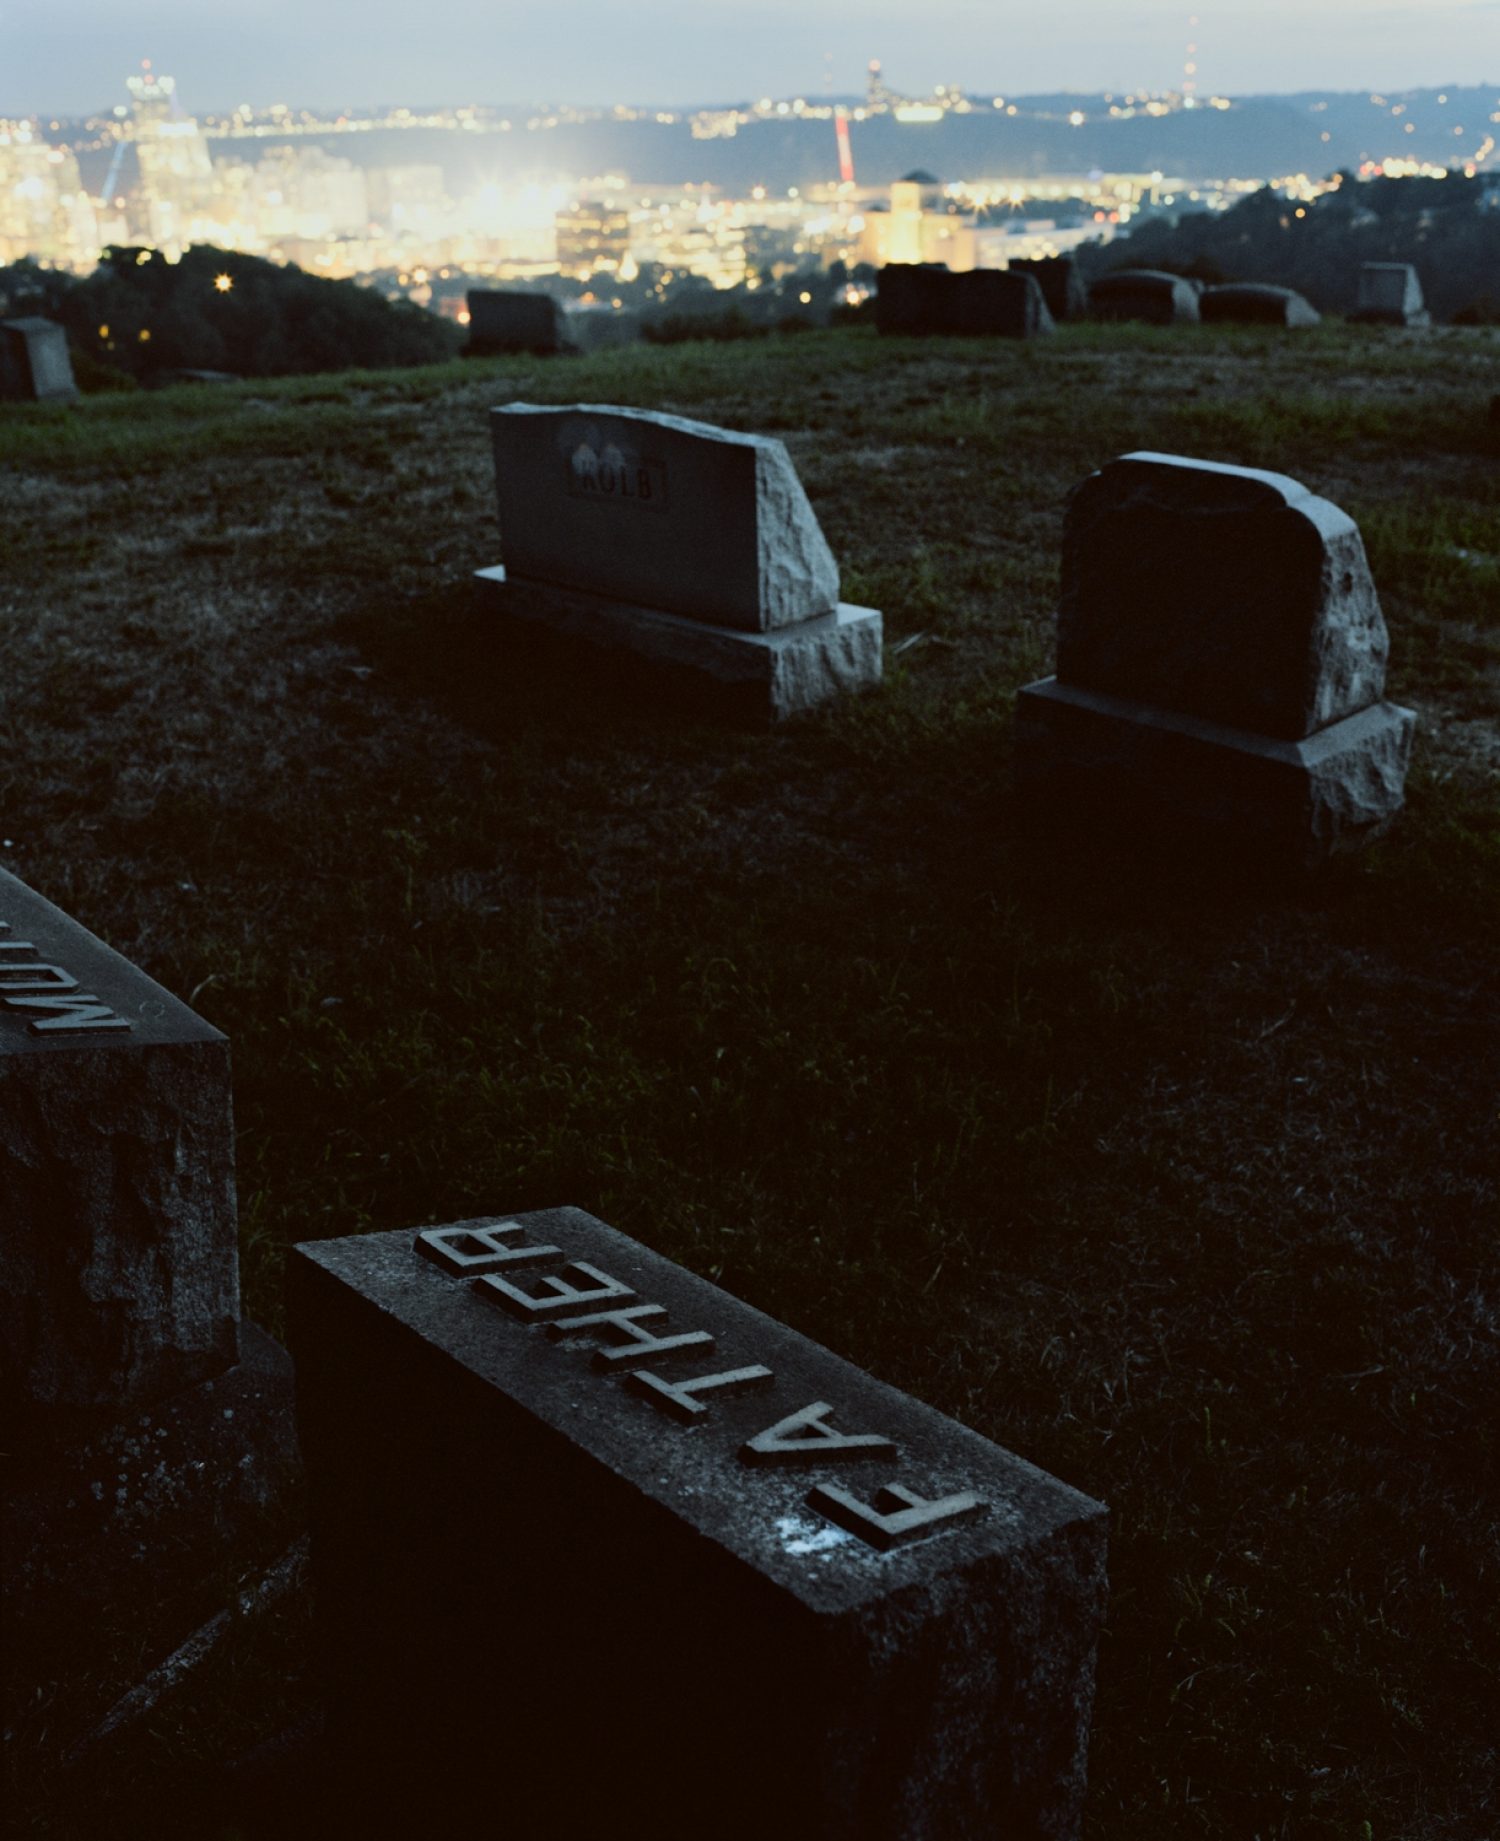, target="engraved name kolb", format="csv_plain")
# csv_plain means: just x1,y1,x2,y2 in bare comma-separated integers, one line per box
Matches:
0,917,131,1035
566,440,668,512
416,1218,986,1552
